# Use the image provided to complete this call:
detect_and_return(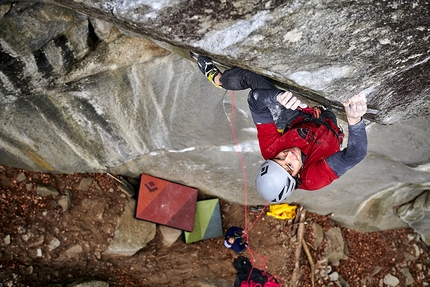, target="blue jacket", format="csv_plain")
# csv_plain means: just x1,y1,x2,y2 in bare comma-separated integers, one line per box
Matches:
224,226,248,254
